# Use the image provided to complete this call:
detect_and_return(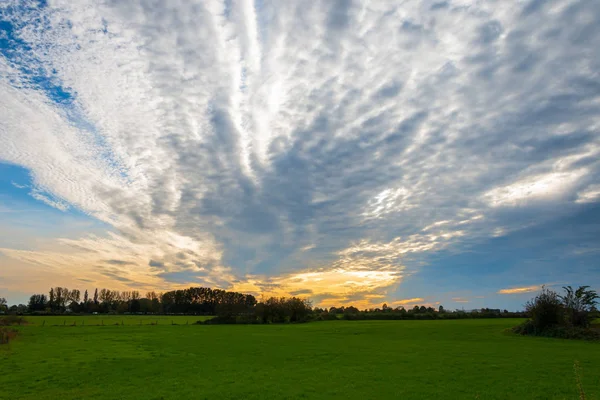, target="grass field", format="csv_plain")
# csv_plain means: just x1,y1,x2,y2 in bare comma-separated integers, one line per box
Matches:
1,318,599,399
